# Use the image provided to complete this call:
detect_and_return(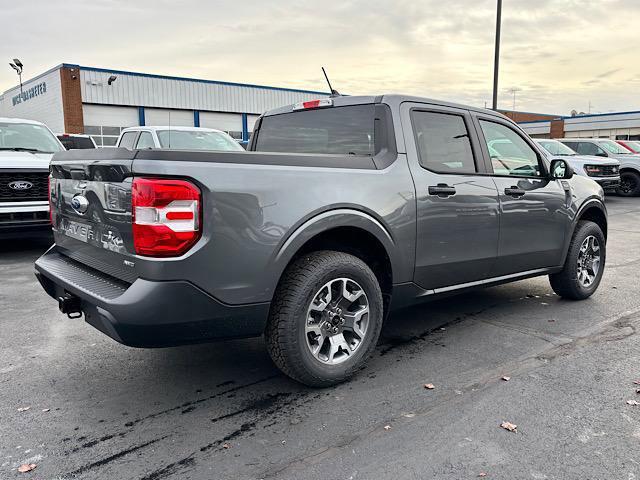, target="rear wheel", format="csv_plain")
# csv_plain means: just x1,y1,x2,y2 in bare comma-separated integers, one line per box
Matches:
549,221,606,300
265,251,383,387
617,170,640,197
